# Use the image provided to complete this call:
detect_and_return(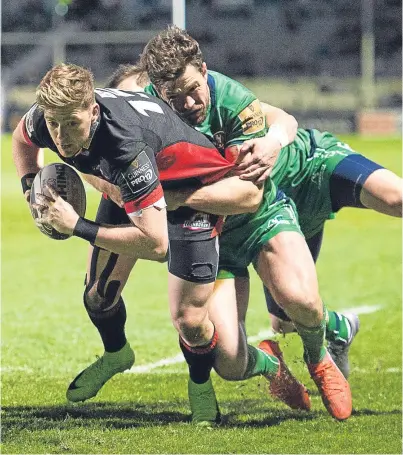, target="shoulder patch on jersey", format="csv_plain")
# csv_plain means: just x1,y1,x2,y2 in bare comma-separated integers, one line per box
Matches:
24,104,39,137
238,99,265,135
121,150,158,196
